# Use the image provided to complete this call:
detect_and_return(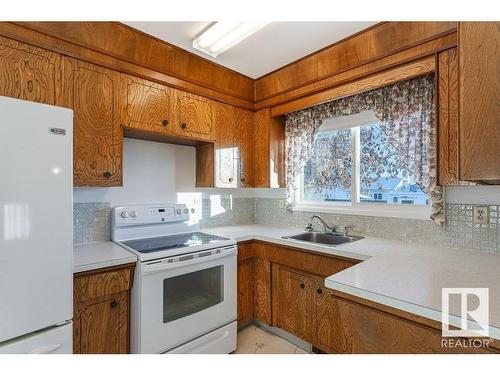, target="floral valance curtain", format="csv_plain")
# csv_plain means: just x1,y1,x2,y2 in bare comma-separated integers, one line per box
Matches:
284,74,444,225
